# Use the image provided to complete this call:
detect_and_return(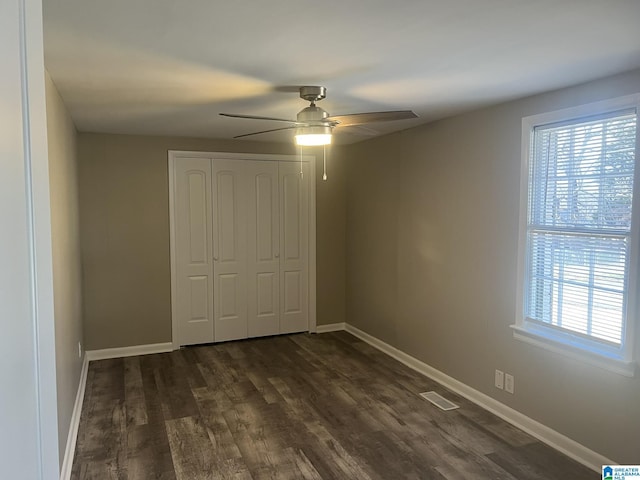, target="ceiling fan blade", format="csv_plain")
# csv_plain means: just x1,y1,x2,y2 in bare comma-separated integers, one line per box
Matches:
325,110,417,127
220,113,300,124
233,126,297,139
335,124,379,136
